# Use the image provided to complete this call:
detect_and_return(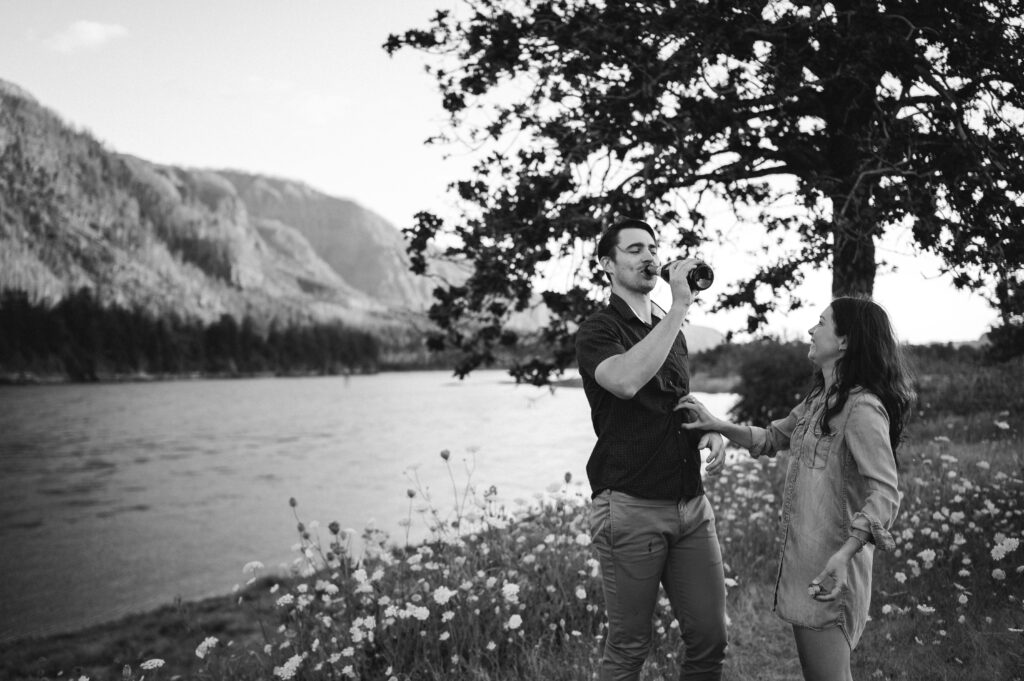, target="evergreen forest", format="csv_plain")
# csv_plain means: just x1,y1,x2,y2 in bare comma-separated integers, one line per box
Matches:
0,289,380,382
